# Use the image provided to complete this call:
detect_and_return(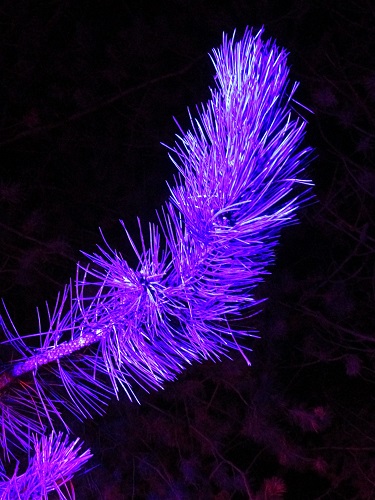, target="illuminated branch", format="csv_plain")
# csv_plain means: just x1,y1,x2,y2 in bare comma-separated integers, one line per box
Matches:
0,27,313,498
